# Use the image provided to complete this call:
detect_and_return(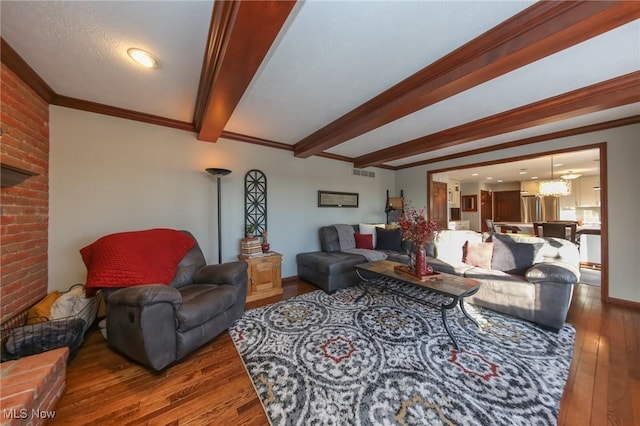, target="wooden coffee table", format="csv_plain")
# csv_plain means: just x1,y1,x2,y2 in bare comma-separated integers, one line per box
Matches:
354,260,481,350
